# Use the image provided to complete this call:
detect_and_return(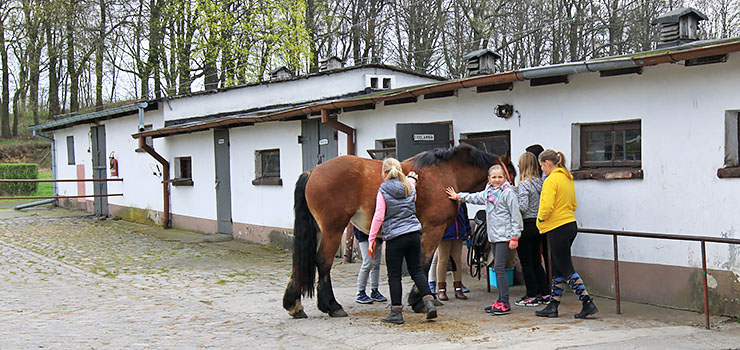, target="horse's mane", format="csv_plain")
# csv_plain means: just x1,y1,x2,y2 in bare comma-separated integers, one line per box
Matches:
412,143,495,170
